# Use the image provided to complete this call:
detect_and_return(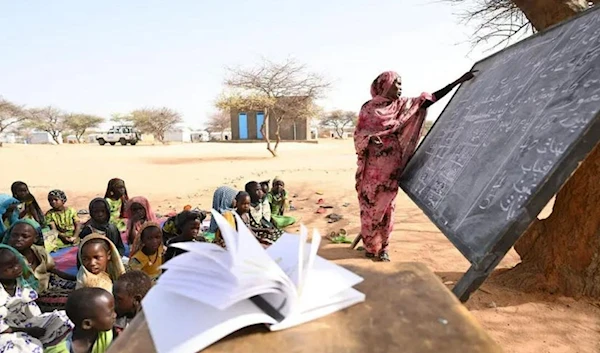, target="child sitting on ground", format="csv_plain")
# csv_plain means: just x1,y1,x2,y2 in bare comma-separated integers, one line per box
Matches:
125,196,158,249
76,235,126,293
164,210,206,262
5,219,76,312
128,223,163,282
267,177,296,228
0,245,73,352
104,178,129,232
0,194,19,238
112,270,152,335
243,183,283,246
45,190,81,249
79,198,126,258
11,182,46,249
48,287,117,353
